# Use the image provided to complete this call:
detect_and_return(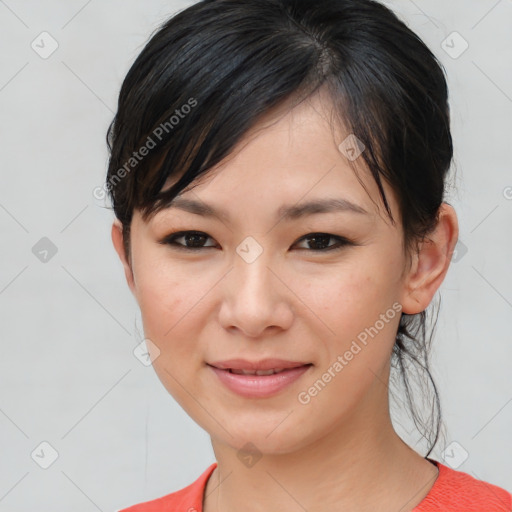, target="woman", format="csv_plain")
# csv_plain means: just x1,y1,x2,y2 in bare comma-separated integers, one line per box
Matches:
107,0,512,510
